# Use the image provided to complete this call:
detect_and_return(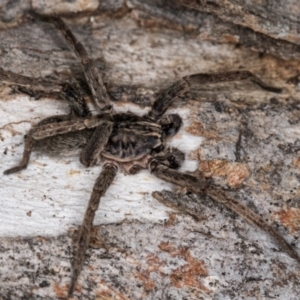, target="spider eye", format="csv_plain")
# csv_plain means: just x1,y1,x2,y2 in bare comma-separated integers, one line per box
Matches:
105,104,113,111
166,155,180,169
159,114,182,137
